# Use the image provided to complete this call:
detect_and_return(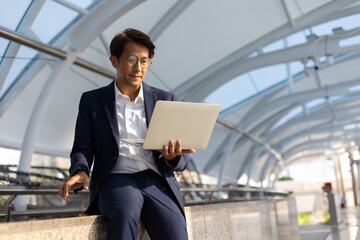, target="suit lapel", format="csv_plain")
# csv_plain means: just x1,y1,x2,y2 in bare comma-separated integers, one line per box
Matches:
143,82,163,164
101,81,120,146
143,82,157,127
